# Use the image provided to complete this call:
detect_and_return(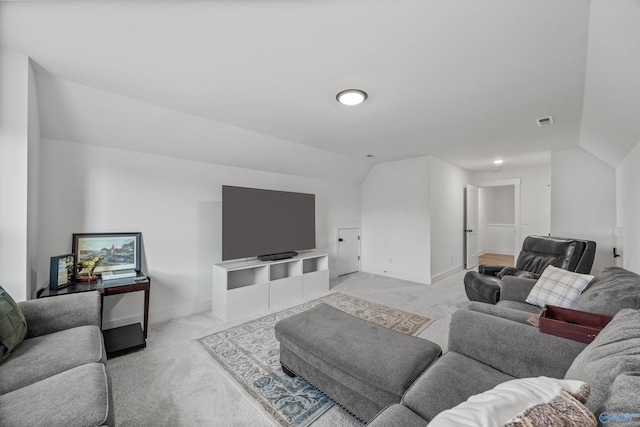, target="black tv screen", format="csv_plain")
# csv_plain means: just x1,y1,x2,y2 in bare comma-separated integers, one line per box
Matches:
222,186,316,261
